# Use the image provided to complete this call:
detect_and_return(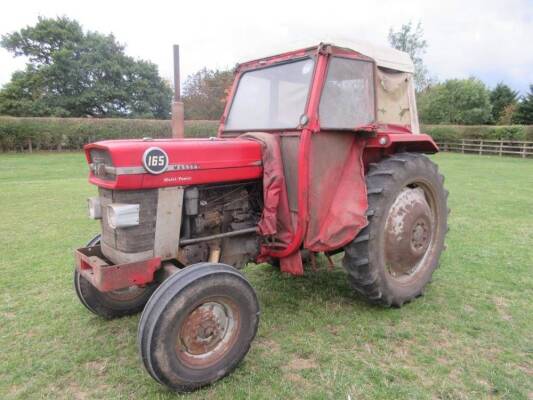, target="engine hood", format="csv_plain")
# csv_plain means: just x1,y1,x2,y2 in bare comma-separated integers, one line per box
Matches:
84,138,263,190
